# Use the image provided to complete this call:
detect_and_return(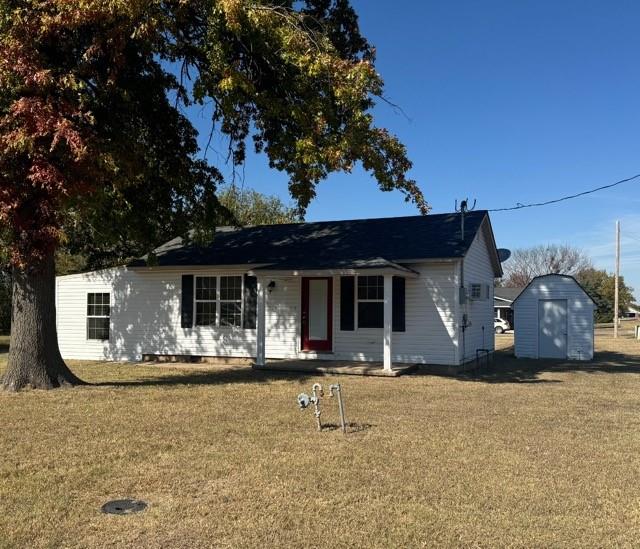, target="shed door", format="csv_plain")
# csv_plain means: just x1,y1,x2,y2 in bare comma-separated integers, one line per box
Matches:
538,299,567,359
